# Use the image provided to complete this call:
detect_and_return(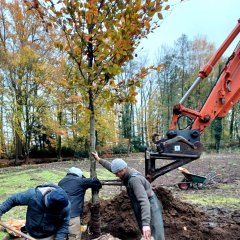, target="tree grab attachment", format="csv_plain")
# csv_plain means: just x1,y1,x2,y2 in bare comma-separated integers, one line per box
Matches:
145,129,203,182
